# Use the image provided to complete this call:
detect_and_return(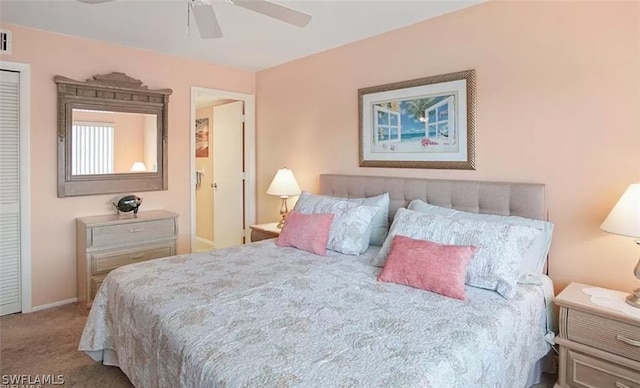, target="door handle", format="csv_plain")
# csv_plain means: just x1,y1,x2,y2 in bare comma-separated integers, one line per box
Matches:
213,183,217,189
